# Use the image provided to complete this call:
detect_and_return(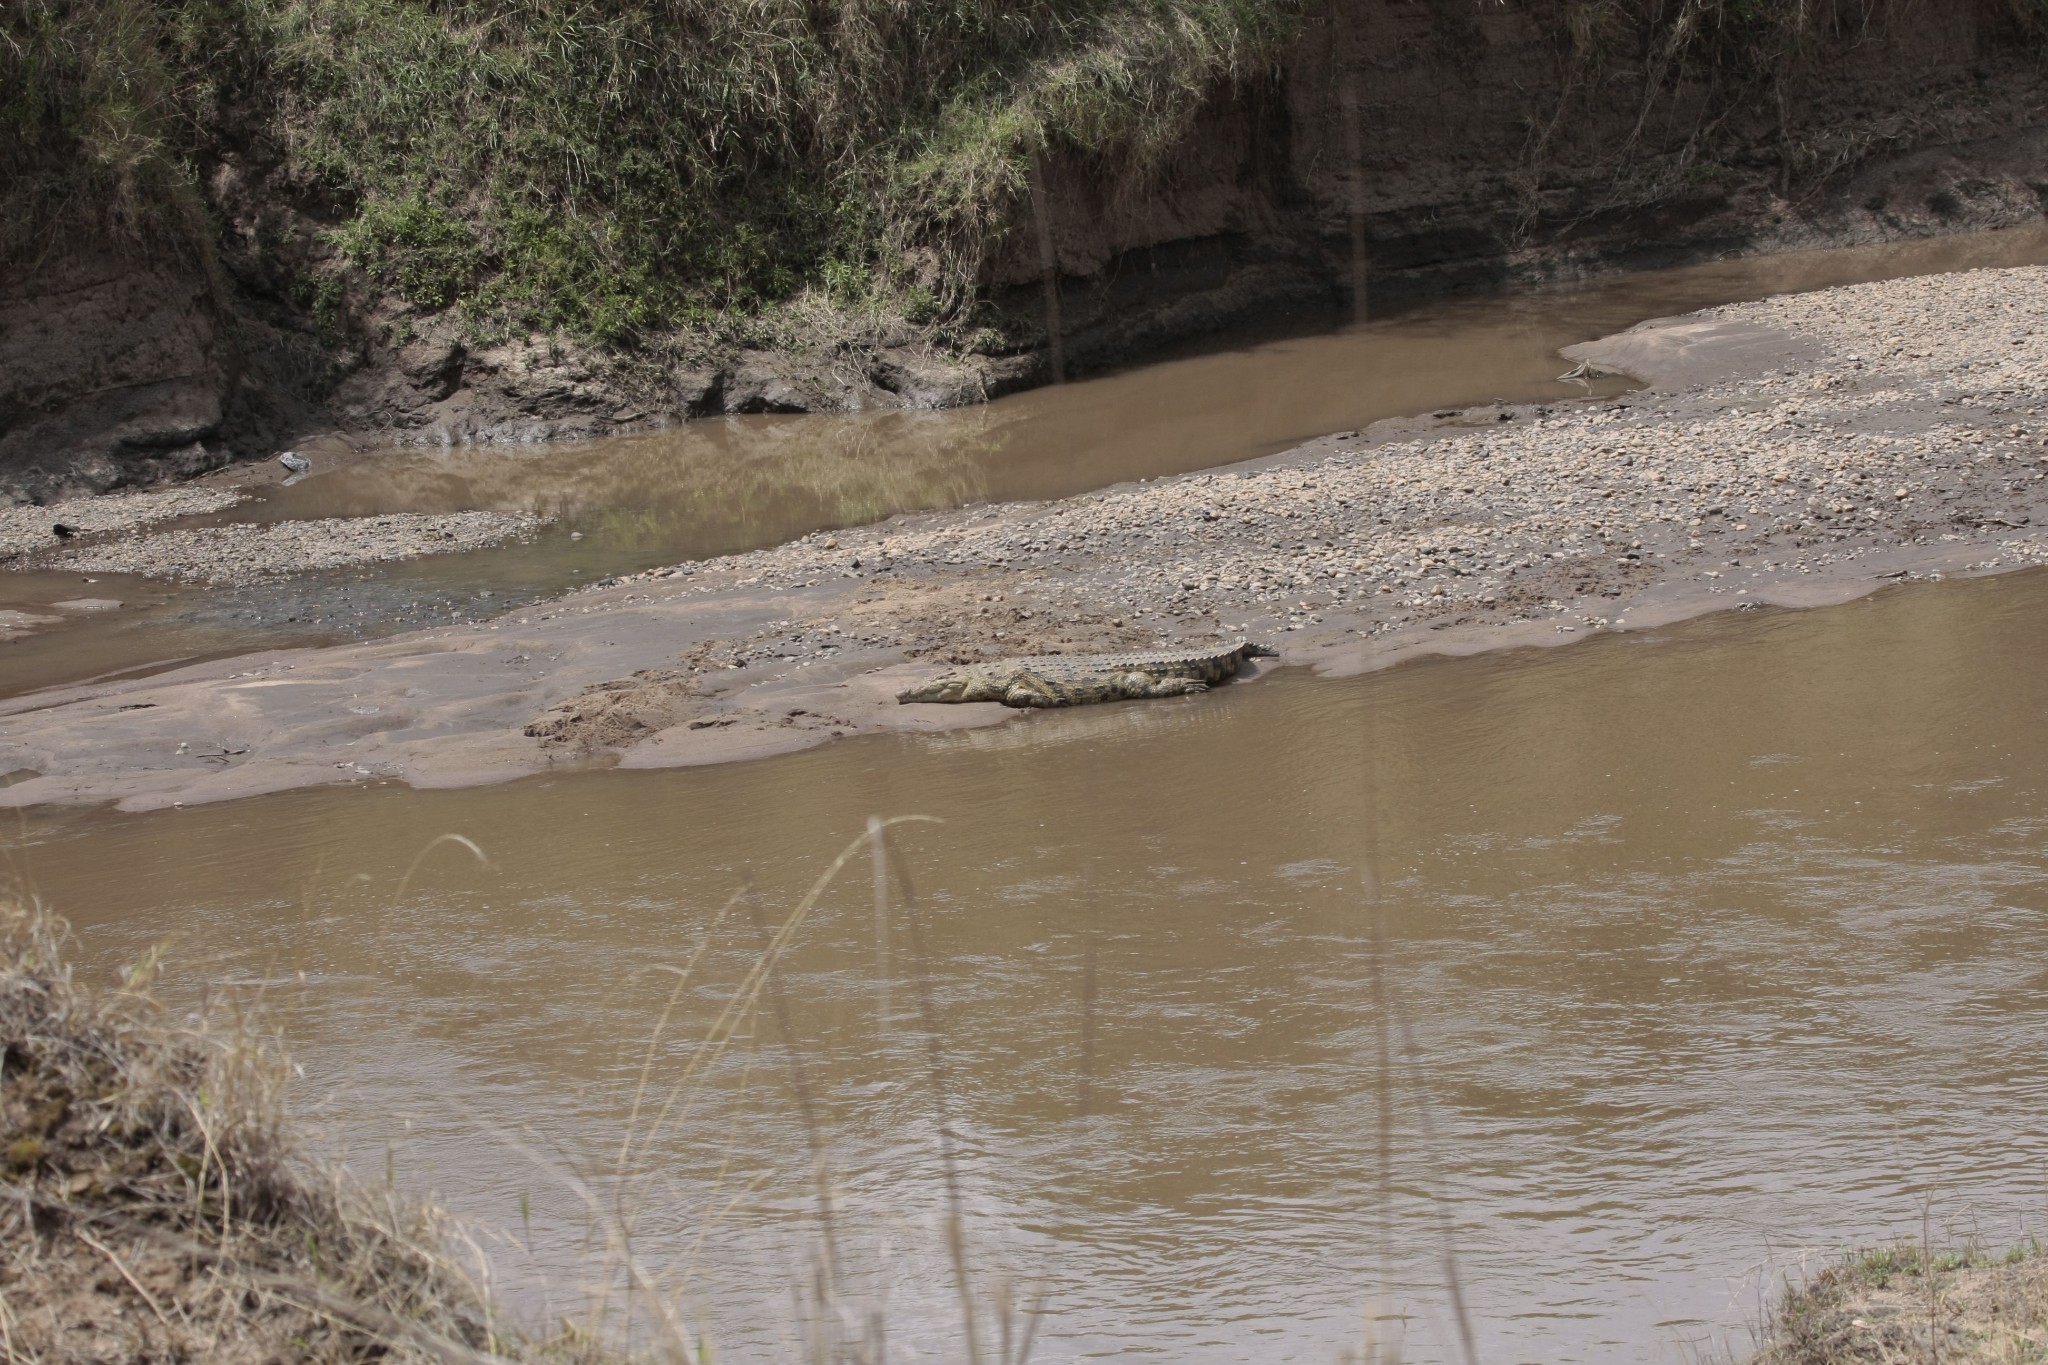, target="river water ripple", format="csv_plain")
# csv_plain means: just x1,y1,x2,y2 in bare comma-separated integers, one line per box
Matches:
11,566,2048,1362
